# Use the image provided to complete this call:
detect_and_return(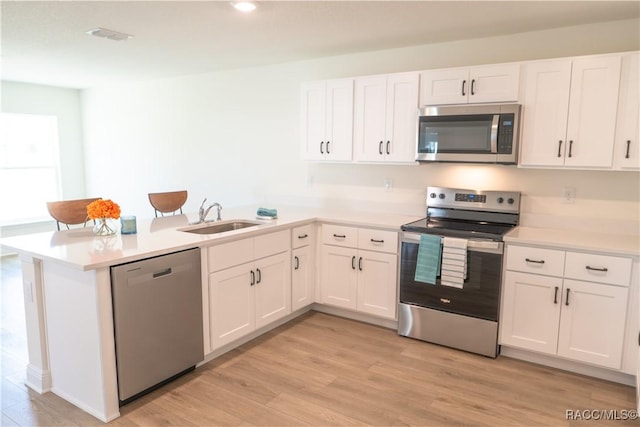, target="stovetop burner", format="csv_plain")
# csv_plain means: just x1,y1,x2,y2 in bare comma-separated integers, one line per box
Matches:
402,186,521,241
